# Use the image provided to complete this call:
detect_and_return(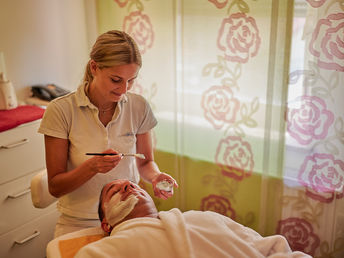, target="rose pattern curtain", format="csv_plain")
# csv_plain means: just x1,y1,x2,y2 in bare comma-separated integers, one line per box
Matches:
281,1,344,257
96,0,344,257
